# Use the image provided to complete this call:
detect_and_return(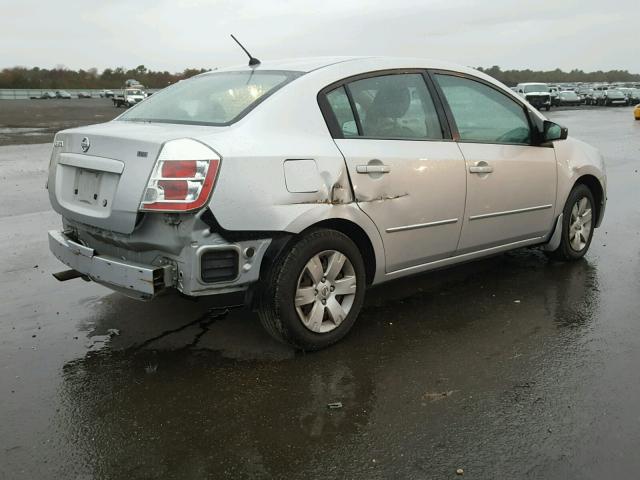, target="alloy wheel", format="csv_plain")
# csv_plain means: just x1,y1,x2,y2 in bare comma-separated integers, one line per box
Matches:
294,250,357,333
569,197,593,252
